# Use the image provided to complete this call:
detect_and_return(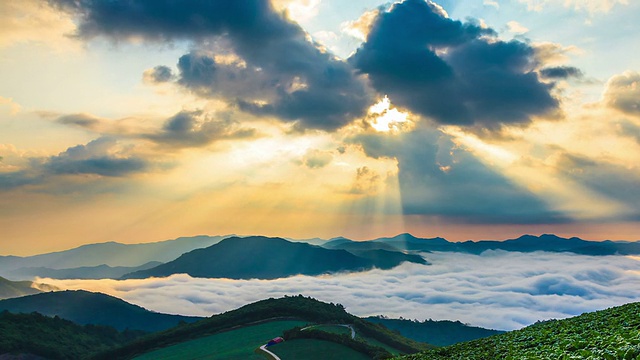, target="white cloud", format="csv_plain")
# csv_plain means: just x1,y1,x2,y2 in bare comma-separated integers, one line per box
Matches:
518,0,628,14
42,252,640,331
507,21,529,34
